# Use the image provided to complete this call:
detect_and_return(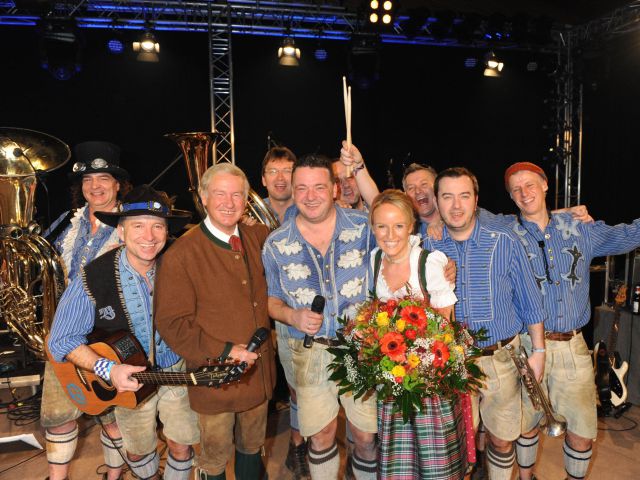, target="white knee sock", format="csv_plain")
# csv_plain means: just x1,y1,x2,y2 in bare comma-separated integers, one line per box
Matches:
516,433,539,469
128,451,159,480
163,449,194,480
563,439,592,479
486,442,515,480
308,441,339,480
100,429,125,469
45,425,78,465
351,452,376,480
